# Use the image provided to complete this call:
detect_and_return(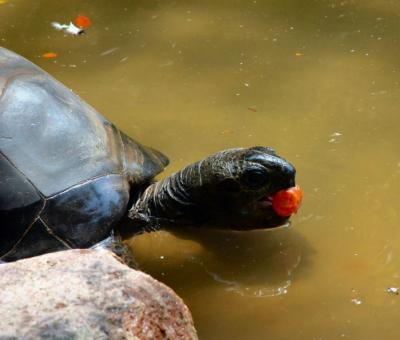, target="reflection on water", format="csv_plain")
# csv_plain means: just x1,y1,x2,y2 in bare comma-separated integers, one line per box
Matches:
129,226,311,298
2,0,400,339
